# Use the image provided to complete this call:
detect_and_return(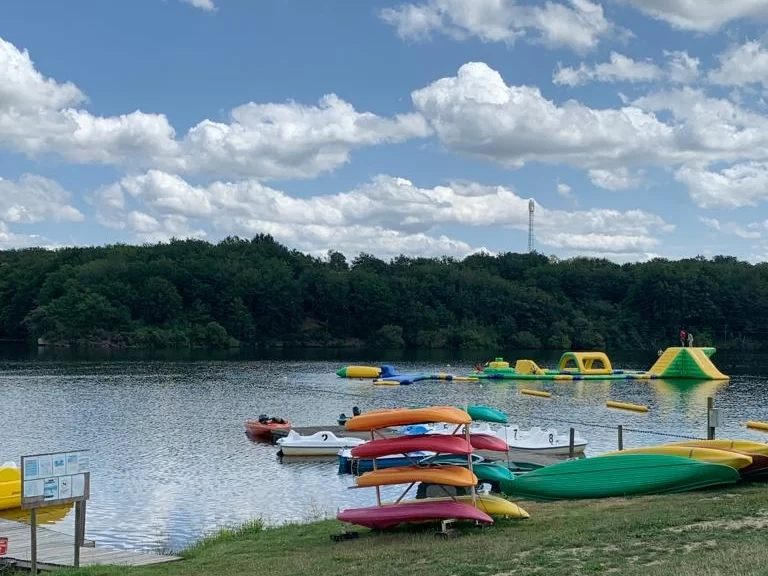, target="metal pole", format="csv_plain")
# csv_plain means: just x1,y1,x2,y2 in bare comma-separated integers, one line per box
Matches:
618,425,623,450
707,397,715,440
568,428,575,458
